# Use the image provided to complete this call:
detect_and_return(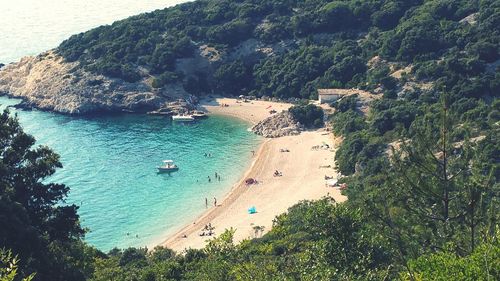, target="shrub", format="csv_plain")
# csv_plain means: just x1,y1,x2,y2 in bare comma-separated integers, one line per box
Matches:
289,104,324,128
